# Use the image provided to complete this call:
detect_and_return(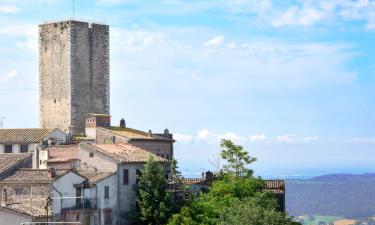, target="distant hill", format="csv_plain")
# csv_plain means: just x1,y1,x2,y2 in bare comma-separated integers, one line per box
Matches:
286,173,375,219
